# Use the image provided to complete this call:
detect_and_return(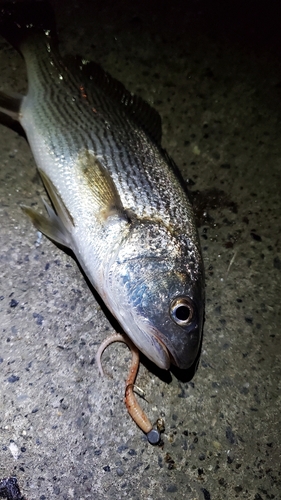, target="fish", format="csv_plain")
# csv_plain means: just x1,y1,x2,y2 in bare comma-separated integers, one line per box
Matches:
0,1,204,371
